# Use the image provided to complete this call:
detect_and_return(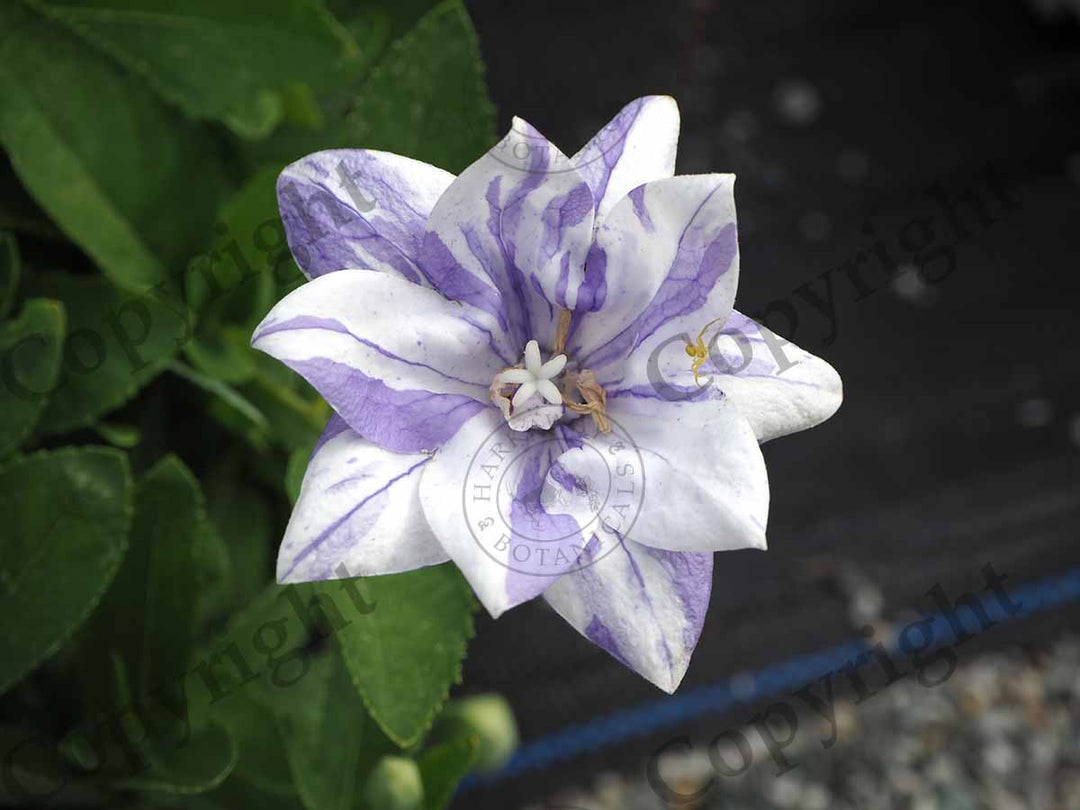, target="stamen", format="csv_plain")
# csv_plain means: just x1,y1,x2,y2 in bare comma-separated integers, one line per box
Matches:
562,369,611,433
685,314,729,386
552,308,573,354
